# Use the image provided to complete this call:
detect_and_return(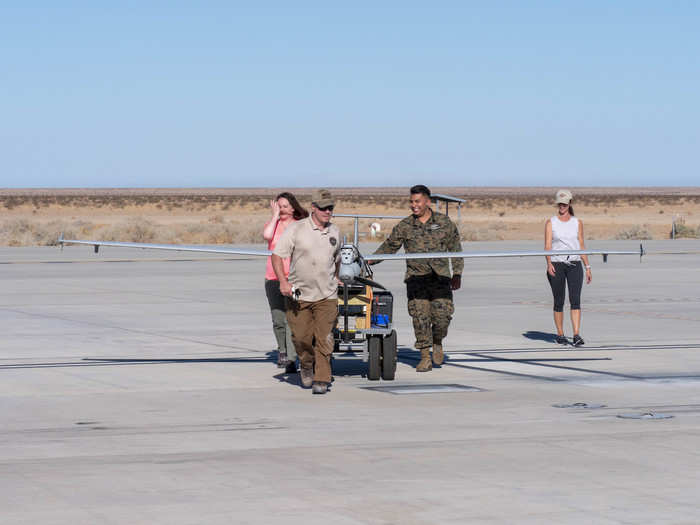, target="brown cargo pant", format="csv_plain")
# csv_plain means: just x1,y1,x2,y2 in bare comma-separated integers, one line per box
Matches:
286,298,338,384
